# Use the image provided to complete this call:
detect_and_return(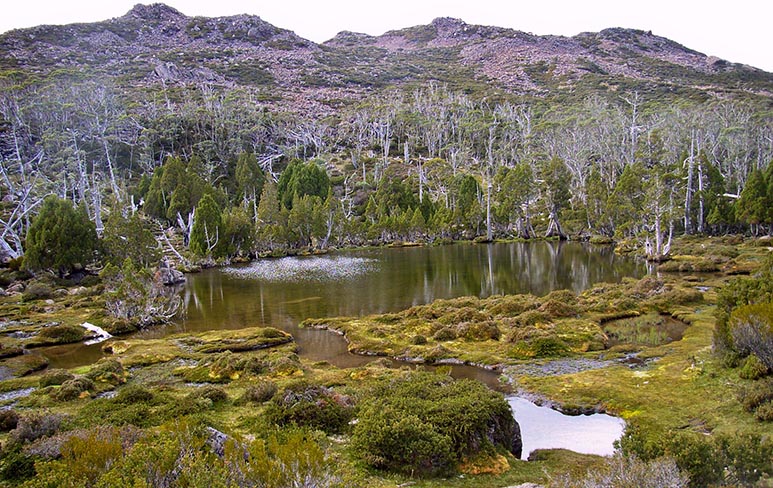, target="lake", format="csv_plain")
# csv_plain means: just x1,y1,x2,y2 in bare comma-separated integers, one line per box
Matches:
158,240,645,346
